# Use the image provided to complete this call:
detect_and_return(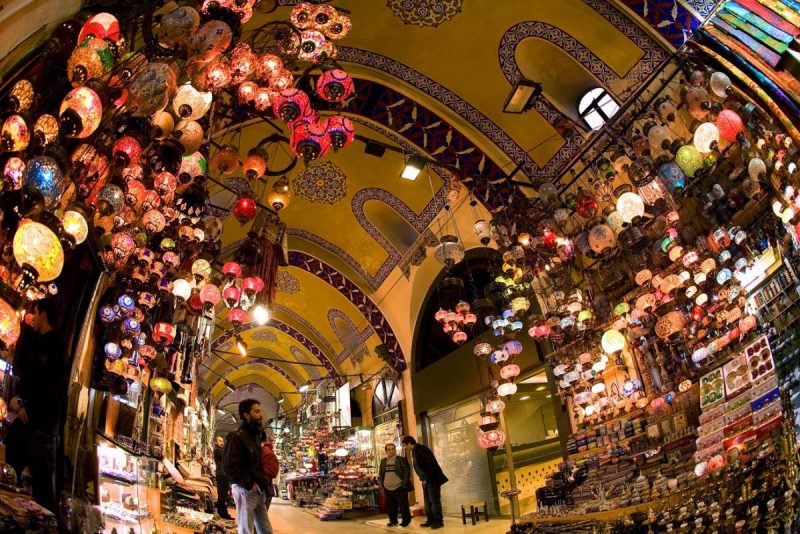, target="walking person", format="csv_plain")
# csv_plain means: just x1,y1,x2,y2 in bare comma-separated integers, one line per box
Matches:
402,436,448,530
379,443,411,527
214,436,233,519
223,400,273,534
